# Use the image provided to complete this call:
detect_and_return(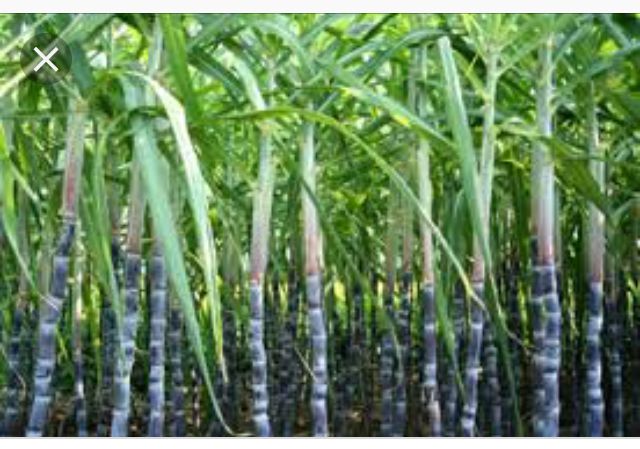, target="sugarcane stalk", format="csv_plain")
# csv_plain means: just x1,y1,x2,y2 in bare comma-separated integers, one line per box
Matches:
96,186,121,436
110,152,145,437
99,140,122,428
72,241,88,436
460,42,499,438
4,298,26,435
380,190,398,437
223,302,239,430
504,237,521,436
482,324,501,436
191,355,202,434
442,283,464,436
26,99,87,437
248,70,277,437
342,282,354,434
168,298,186,437
147,239,167,436
4,189,30,436
393,201,412,436
366,271,378,435
96,235,118,436
460,282,484,437
266,273,282,431
414,43,442,437
606,268,624,436
350,281,365,434
583,81,604,436
281,264,300,437
301,117,328,437
531,34,561,437
4,294,27,435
